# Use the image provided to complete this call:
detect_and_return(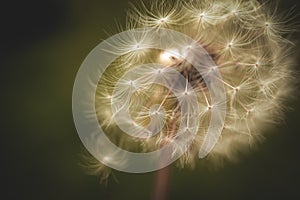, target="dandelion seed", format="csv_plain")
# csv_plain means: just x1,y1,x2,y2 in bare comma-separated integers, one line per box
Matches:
160,49,180,64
